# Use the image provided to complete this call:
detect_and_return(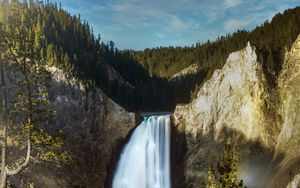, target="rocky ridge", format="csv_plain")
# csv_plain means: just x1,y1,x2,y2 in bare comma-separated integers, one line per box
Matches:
5,64,138,187
169,64,200,82
172,36,300,188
